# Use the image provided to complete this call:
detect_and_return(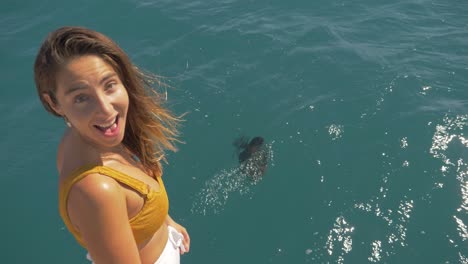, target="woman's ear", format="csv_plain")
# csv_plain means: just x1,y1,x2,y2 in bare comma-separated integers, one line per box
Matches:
42,93,64,116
